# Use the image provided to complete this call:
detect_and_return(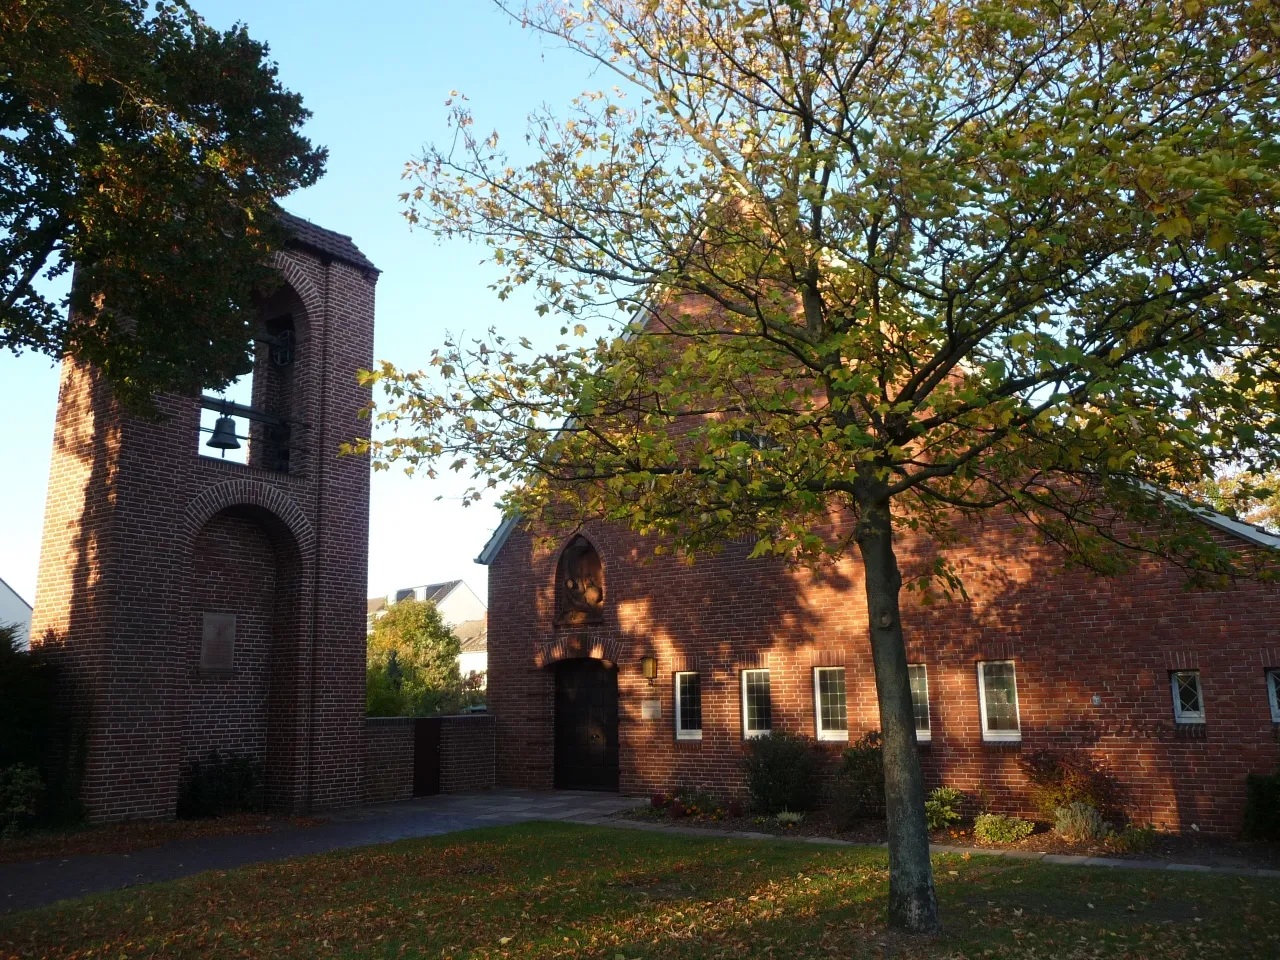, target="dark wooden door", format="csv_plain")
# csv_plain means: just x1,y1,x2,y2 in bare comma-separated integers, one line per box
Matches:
413,718,441,797
553,659,619,791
